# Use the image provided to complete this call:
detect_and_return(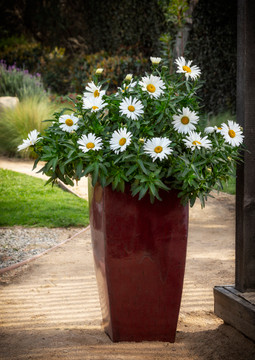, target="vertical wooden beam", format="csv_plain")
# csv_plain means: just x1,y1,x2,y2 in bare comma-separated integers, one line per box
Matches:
236,0,255,292
214,0,255,341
